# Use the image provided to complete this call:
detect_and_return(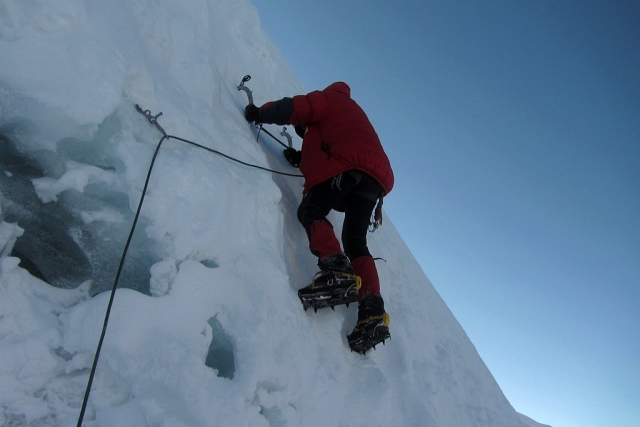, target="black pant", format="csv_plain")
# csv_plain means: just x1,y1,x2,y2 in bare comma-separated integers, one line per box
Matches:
297,170,382,259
